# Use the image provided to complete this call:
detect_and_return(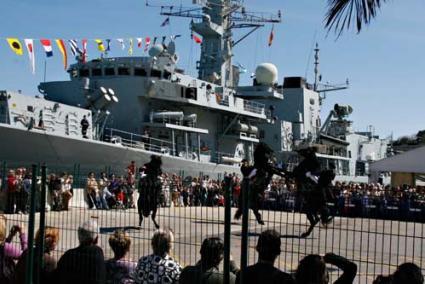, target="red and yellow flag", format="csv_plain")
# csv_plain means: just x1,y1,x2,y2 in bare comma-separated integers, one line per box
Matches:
55,39,68,70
